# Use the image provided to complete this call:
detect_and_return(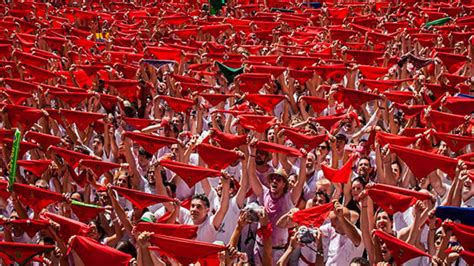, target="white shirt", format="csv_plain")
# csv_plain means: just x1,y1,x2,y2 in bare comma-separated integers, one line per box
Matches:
216,197,241,244
320,223,364,265
183,212,218,243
